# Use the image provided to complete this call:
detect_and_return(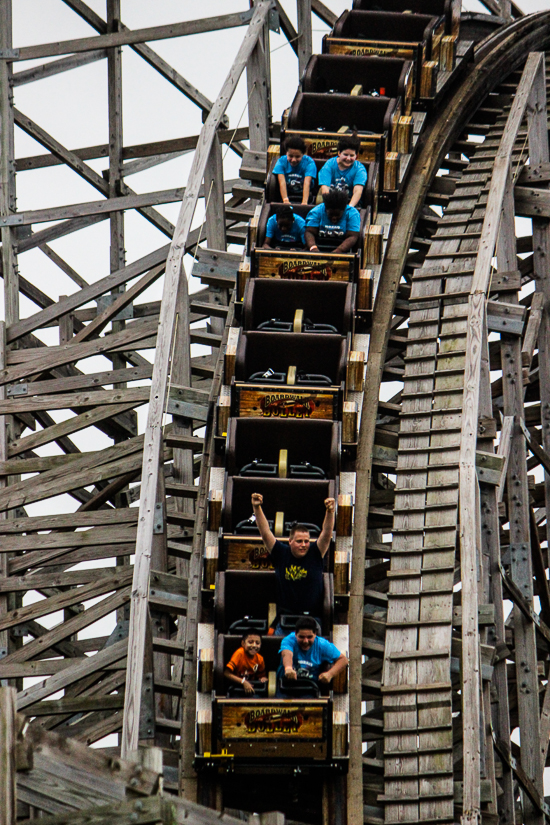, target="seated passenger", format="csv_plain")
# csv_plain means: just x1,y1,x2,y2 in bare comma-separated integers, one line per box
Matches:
318,135,366,208
224,630,267,696
305,188,360,255
277,616,348,698
273,136,317,204
262,205,306,251
251,492,335,635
